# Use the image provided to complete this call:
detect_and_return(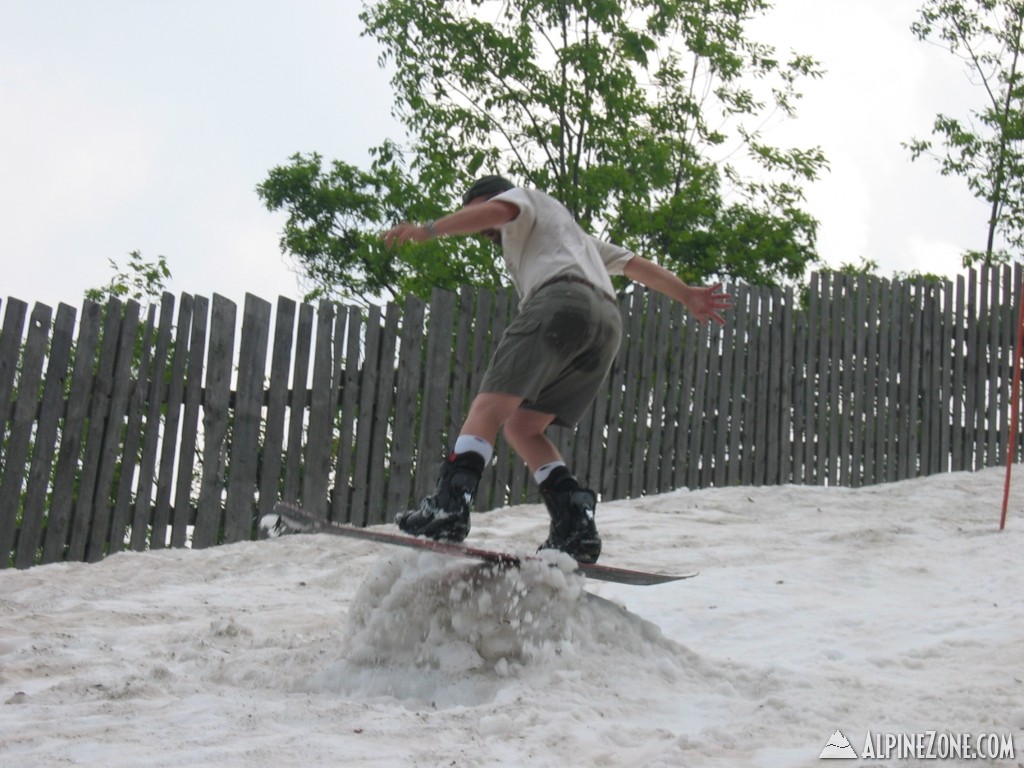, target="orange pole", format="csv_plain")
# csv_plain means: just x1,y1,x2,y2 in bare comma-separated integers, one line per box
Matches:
1000,275,1024,530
